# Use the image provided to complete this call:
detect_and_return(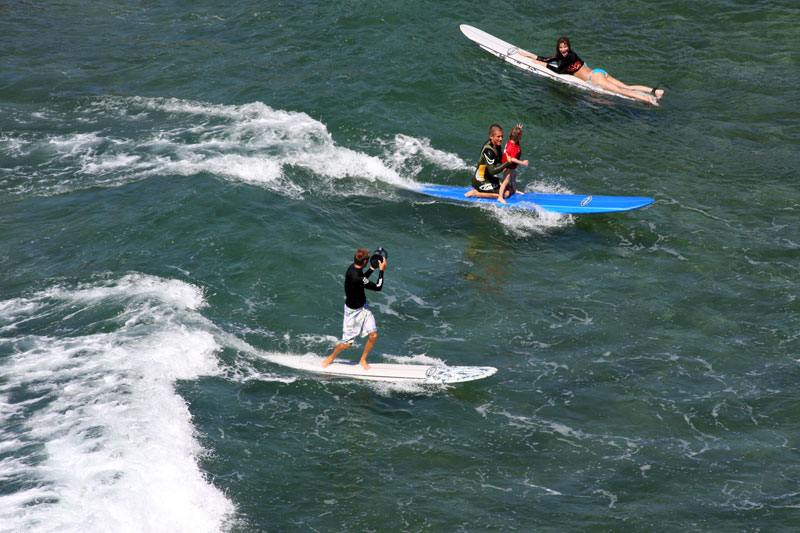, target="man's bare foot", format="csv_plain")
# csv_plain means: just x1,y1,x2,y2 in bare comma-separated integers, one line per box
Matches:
360,360,371,370
321,357,334,368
